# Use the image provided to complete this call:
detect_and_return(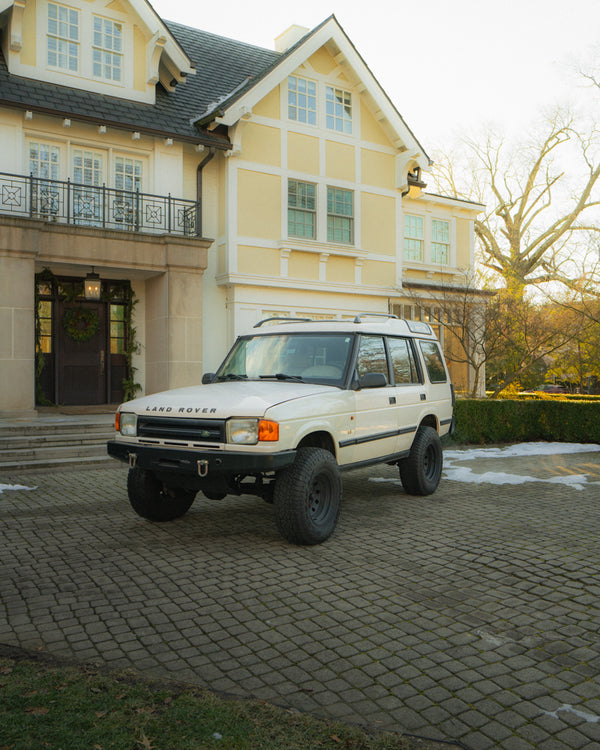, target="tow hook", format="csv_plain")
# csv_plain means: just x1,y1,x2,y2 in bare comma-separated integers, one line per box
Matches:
128,452,137,468
197,459,209,477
